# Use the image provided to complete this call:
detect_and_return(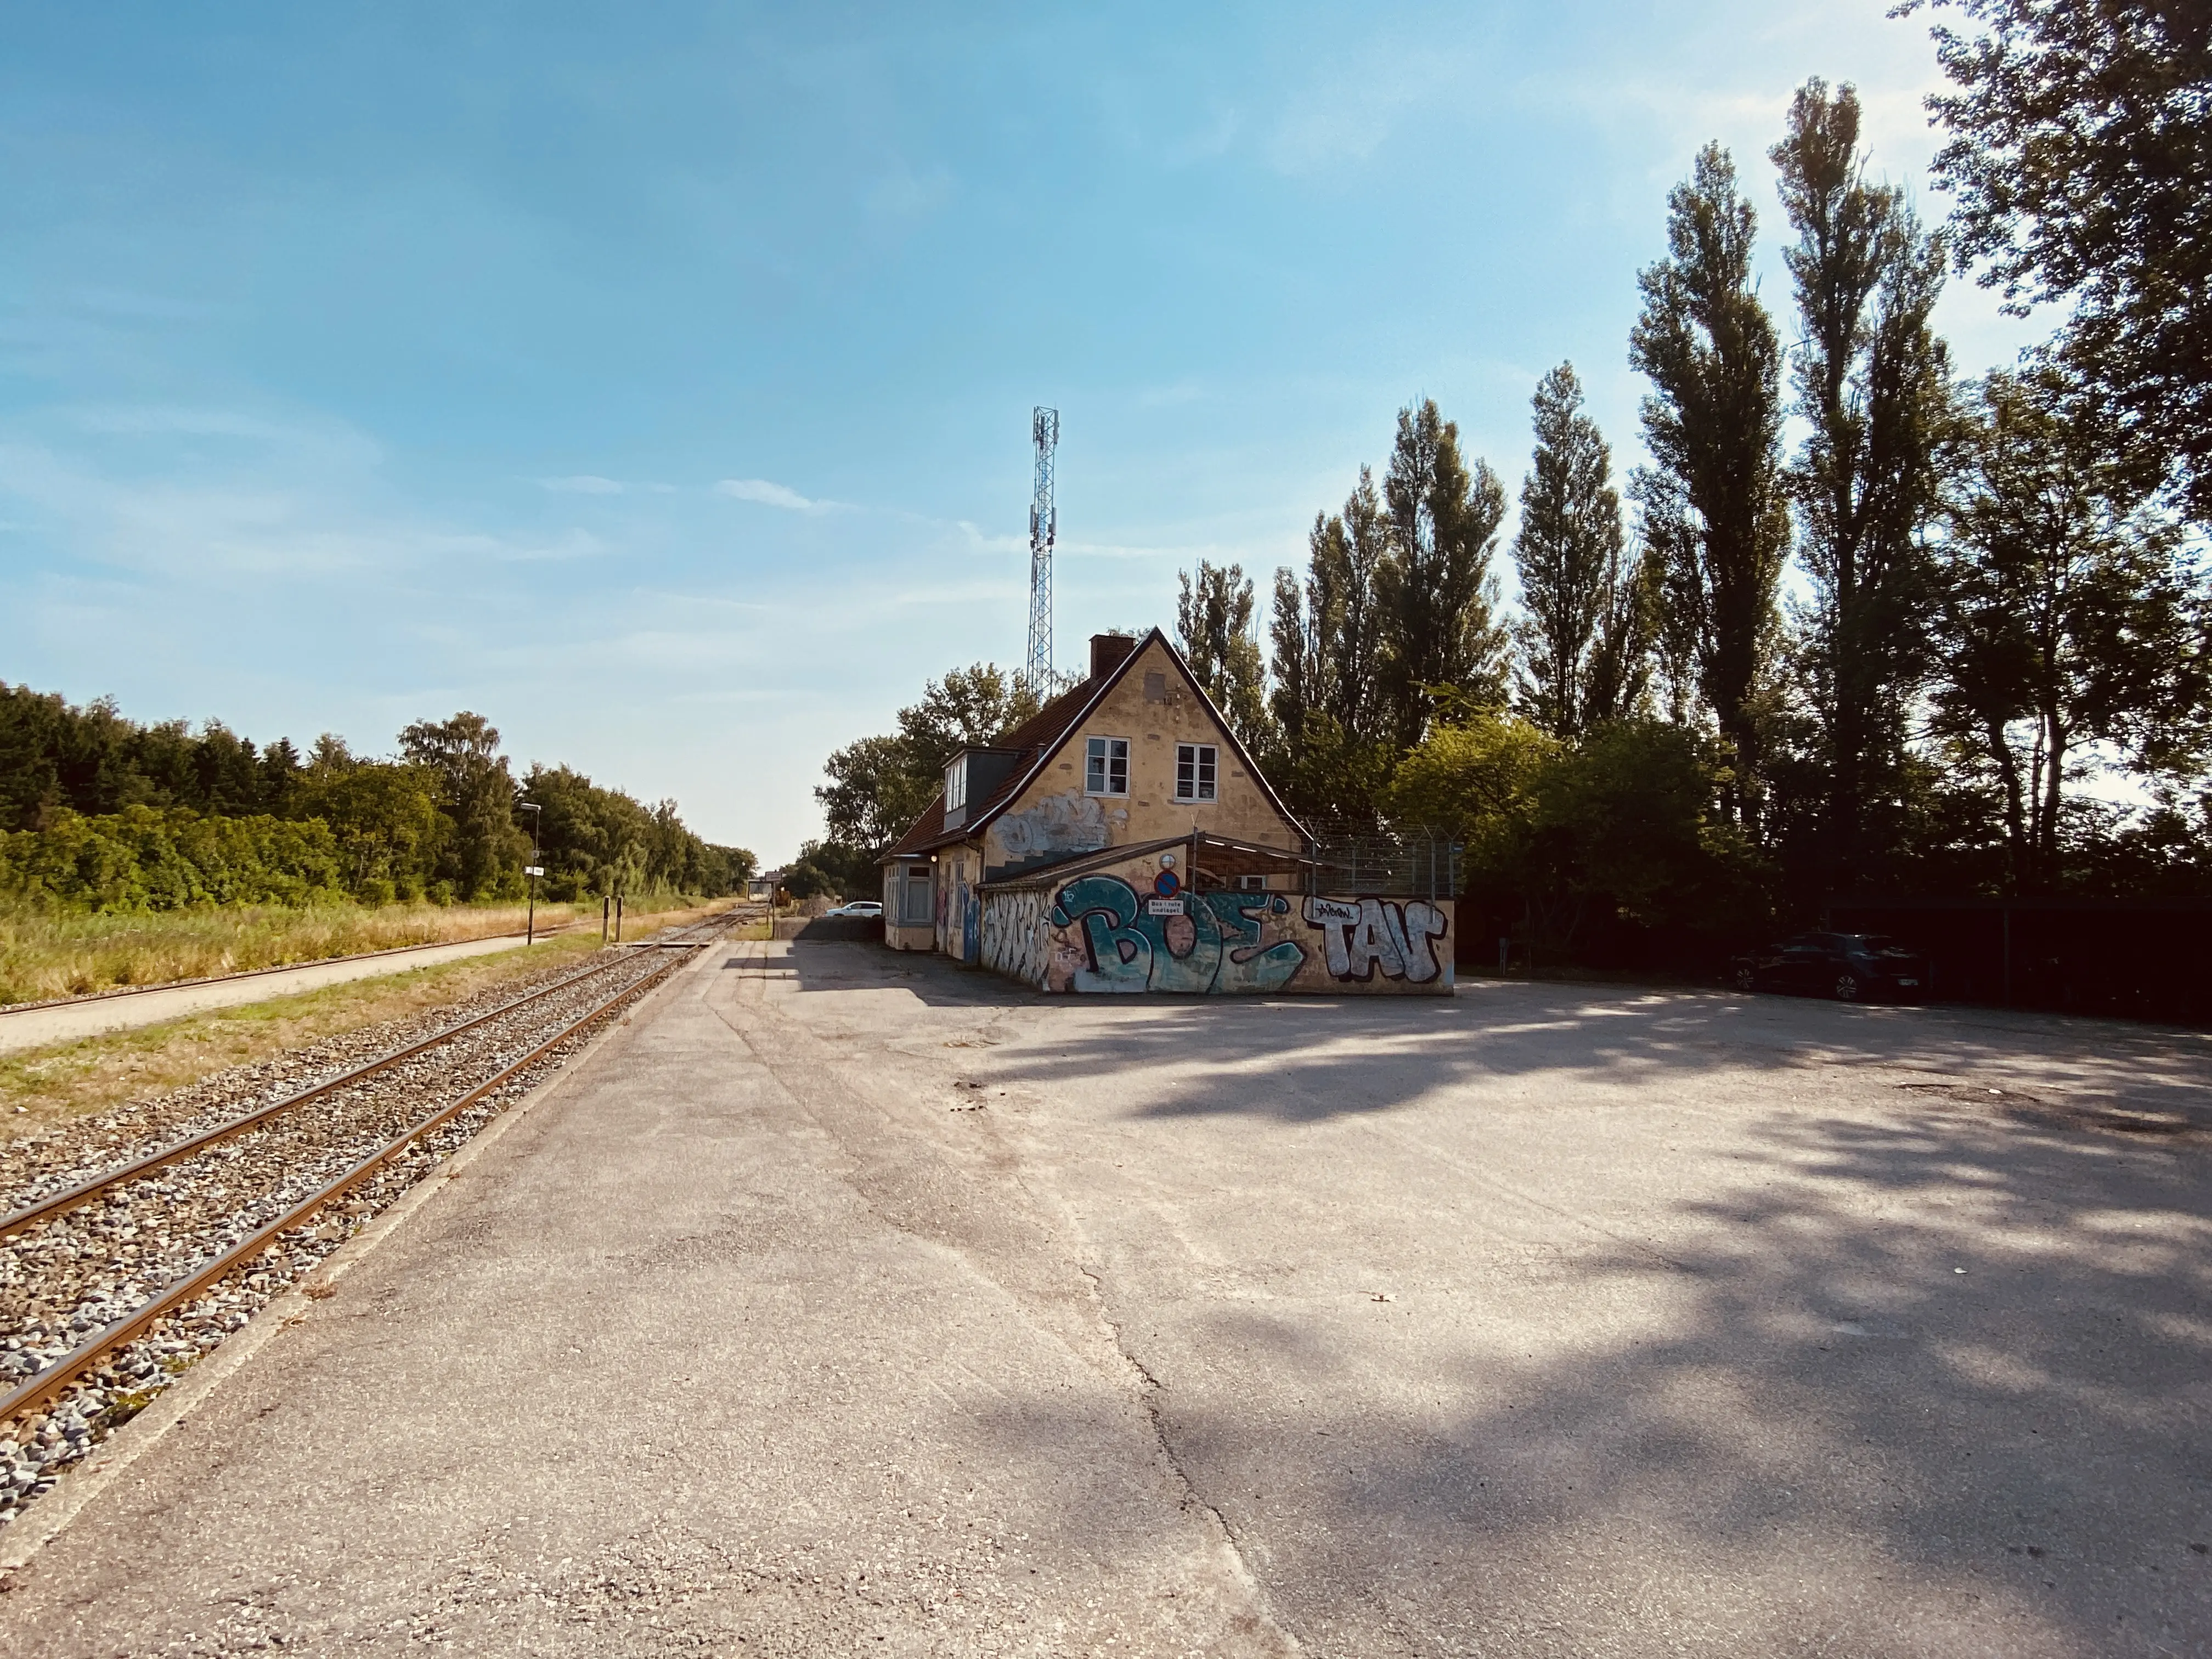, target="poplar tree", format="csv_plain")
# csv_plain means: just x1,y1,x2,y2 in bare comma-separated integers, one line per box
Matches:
1377,398,1510,747
1773,78,1954,887
1629,144,1792,834
1269,467,1397,824
1273,466,1391,749
1512,363,1653,737
1176,560,1270,748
